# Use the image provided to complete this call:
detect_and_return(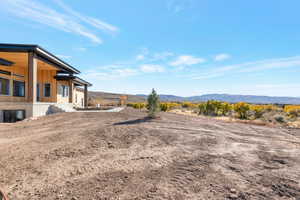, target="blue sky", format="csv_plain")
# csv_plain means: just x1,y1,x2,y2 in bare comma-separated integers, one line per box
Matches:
1,0,300,97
